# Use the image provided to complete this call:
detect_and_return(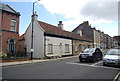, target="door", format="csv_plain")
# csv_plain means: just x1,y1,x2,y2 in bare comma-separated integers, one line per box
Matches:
8,39,15,56
59,43,62,57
